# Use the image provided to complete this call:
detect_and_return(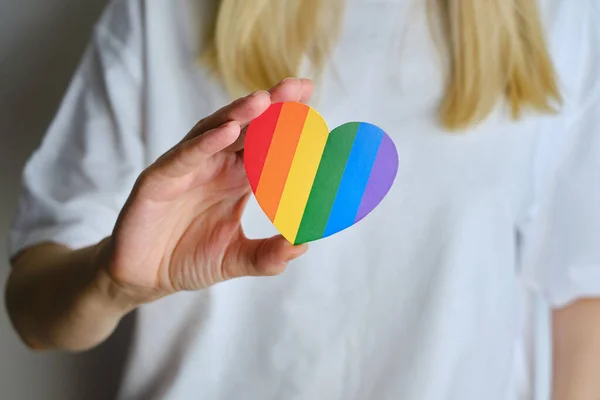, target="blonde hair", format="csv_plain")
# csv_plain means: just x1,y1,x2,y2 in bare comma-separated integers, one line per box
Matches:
205,0,561,130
